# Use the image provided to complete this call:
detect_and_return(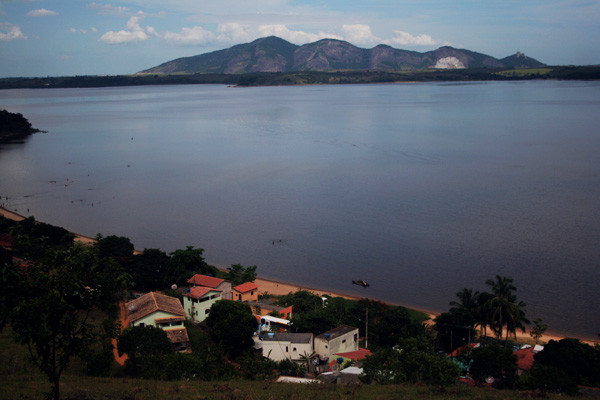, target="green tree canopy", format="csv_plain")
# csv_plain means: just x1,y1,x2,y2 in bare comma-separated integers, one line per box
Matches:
167,246,217,286
226,263,257,286
534,338,600,387
117,325,173,378
276,290,322,314
206,300,257,357
469,344,517,387
4,242,130,400
127,248,170,291
370,306,427,348
96,234,135,258
361,336,459,386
